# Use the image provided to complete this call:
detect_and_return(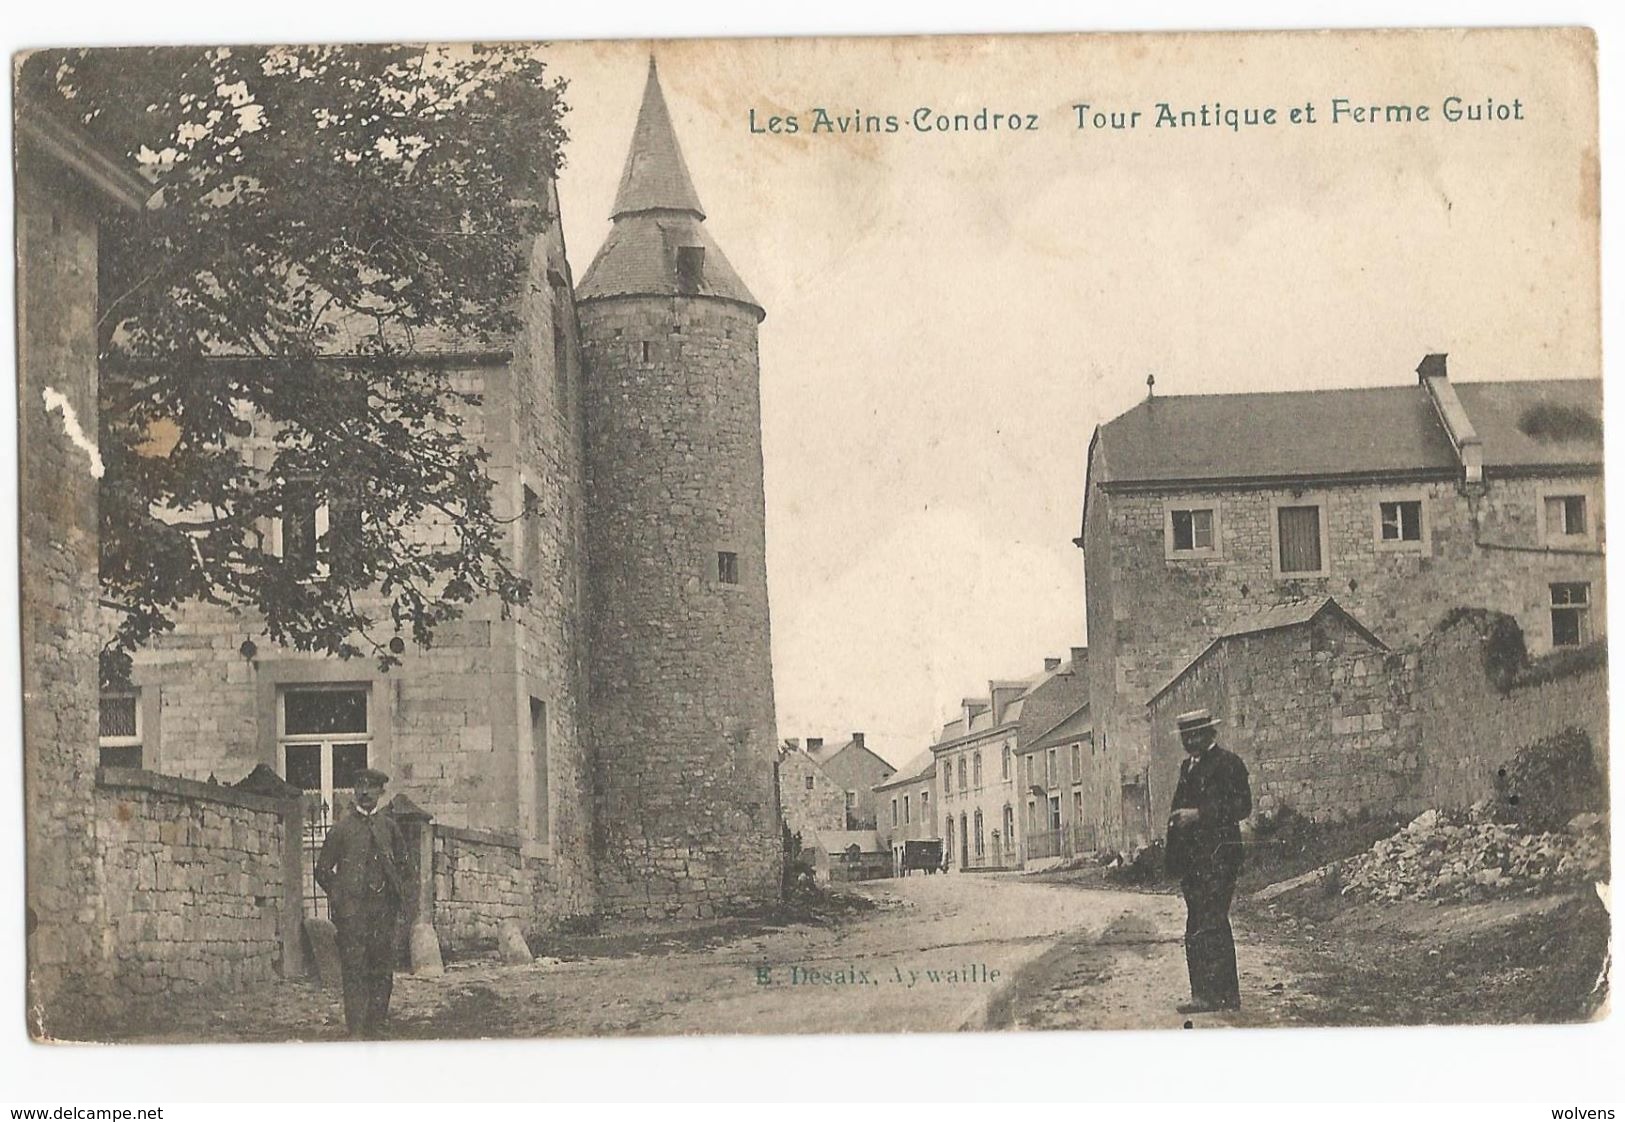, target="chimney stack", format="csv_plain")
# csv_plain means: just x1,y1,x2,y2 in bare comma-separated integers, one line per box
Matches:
1044,657,1062,672
851,732,865,749
1071,646,1089,671
806,737,824,753
1417,353,1448,382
